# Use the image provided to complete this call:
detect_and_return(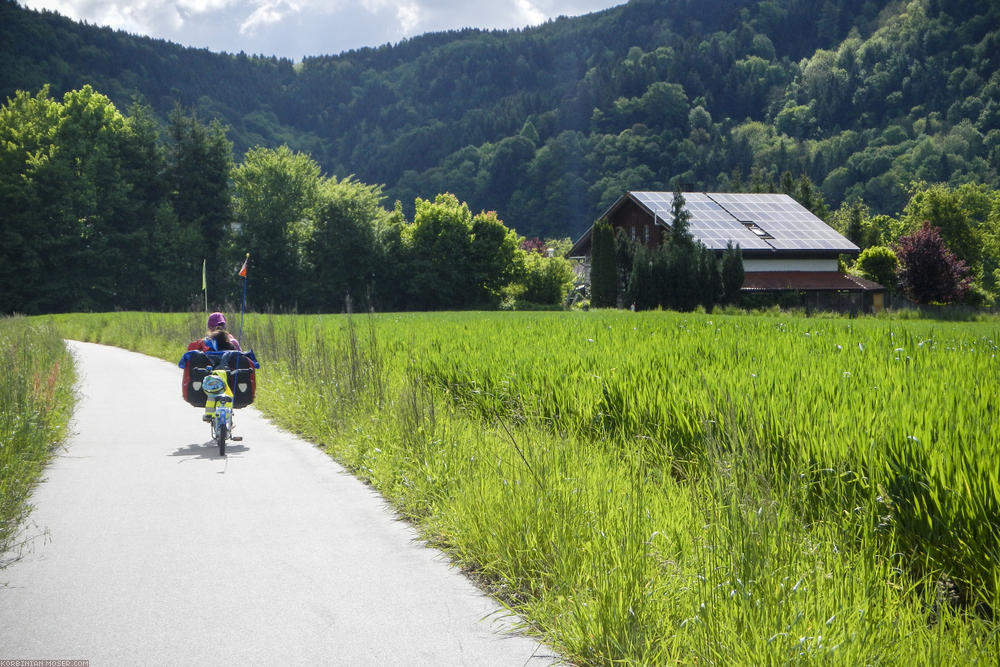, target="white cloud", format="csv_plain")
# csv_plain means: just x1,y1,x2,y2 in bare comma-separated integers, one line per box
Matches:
240,1,302,35
21,1,623,59
395,2,422,35
514,0,546,26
